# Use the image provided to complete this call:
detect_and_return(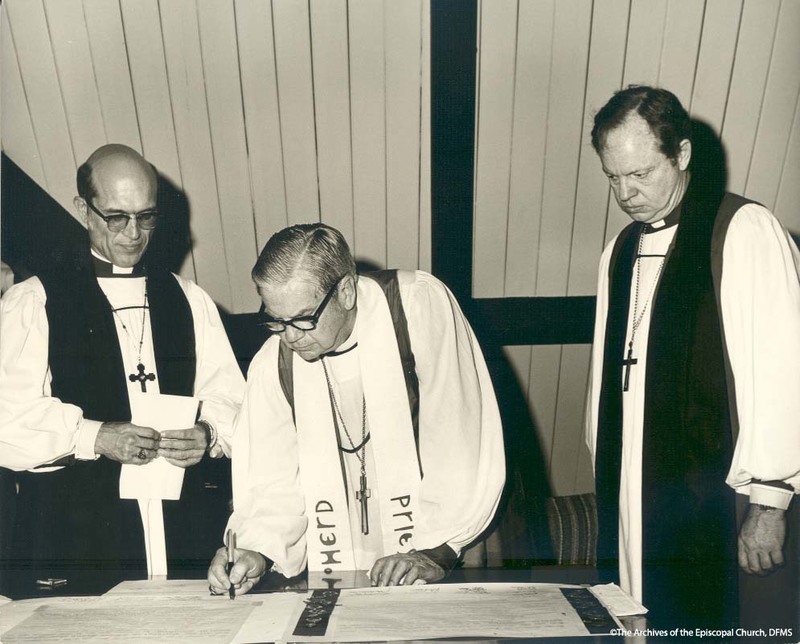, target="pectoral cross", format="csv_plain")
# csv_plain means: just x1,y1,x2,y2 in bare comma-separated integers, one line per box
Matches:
129,363,156,392
355,473,371,535
622,342,638,392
